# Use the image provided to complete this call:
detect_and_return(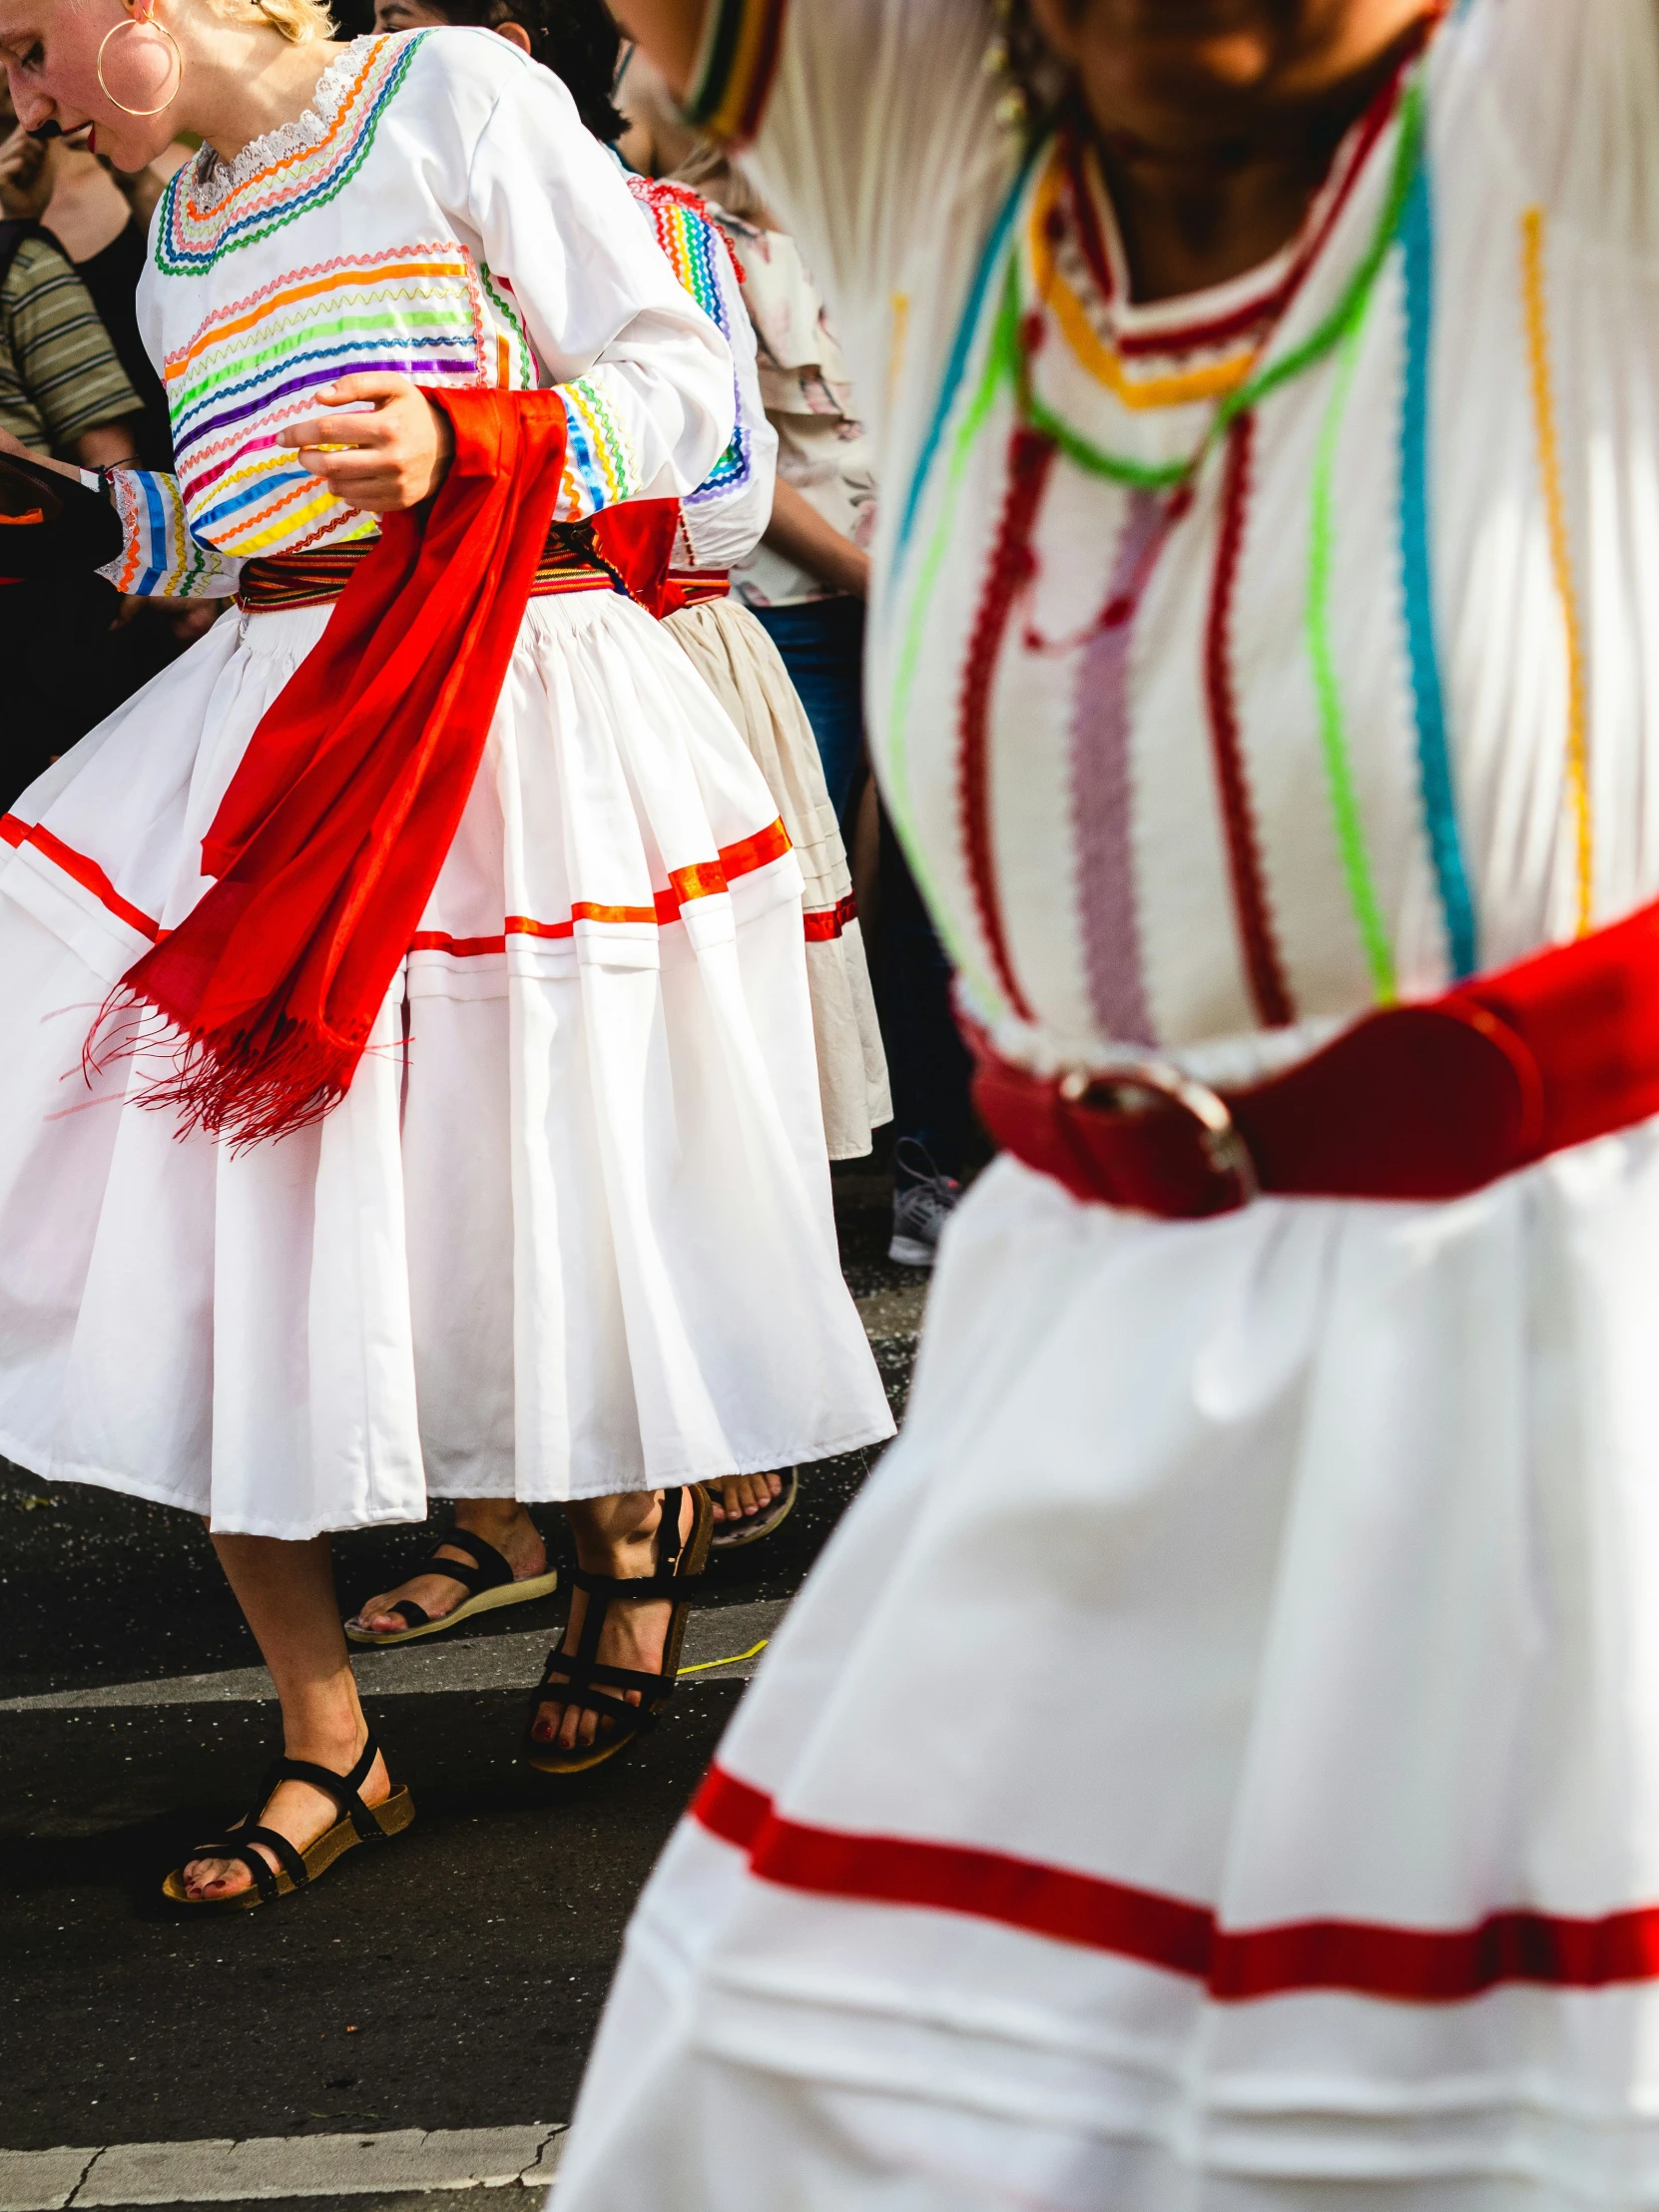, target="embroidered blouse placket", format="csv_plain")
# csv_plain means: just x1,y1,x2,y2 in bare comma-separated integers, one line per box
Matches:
888,65,1430,1032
